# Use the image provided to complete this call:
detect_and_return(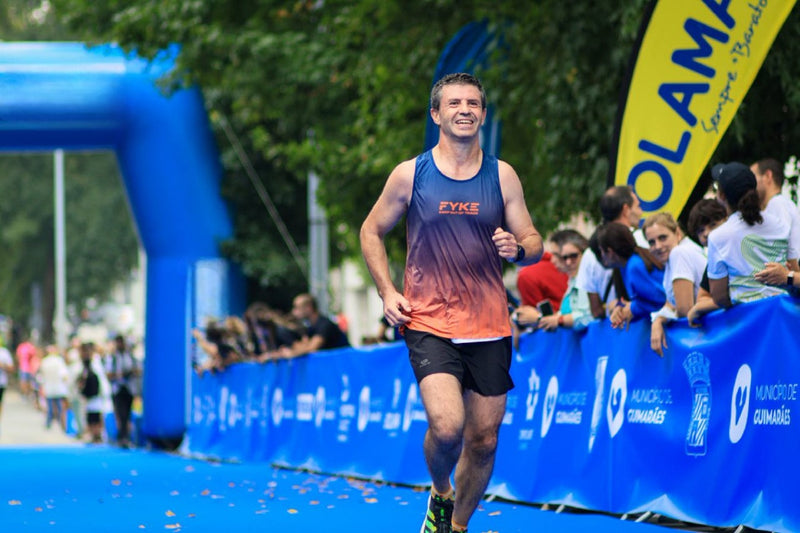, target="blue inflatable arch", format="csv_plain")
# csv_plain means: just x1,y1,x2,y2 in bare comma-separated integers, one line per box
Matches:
0,42,244,441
